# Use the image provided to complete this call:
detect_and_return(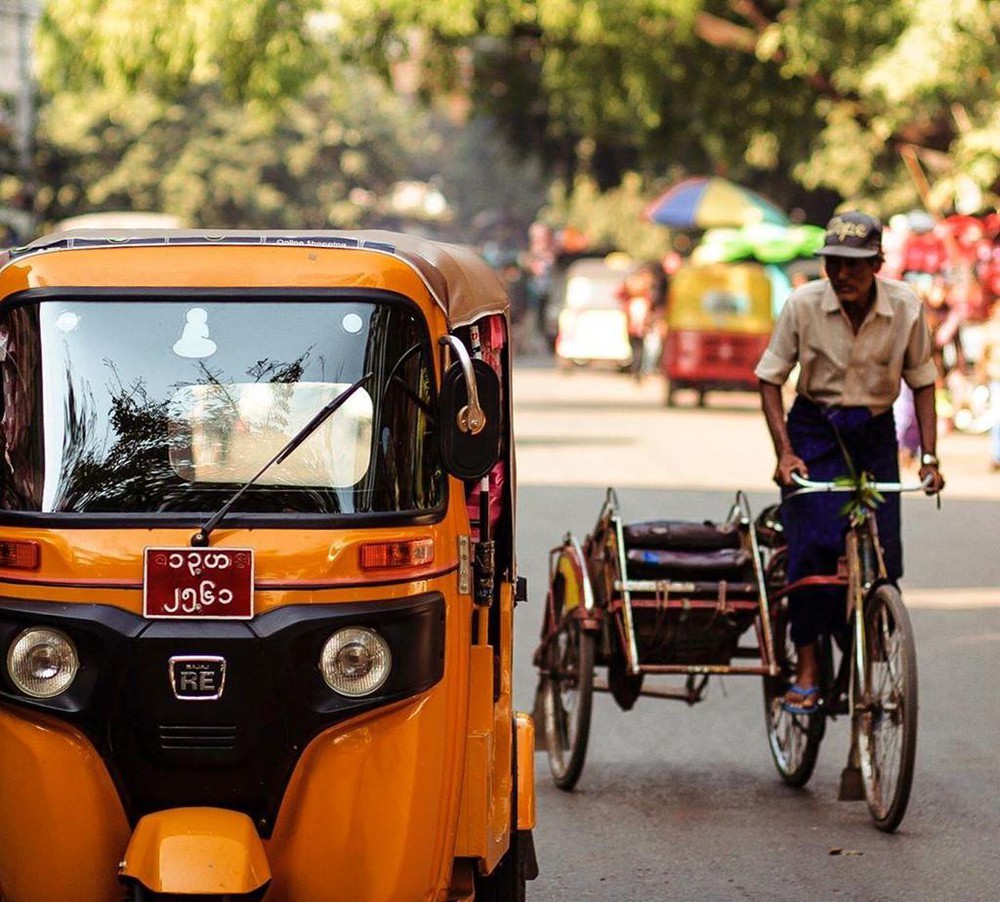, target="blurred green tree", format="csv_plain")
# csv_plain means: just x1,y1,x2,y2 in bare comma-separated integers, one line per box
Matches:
16,0,1000,242
334,0,1000,218
36,0,325,106
30,0,431,229
33,76,439,230
25,0,548,236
